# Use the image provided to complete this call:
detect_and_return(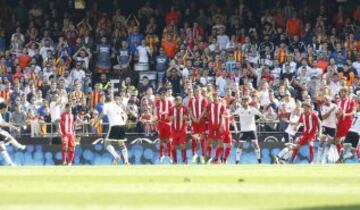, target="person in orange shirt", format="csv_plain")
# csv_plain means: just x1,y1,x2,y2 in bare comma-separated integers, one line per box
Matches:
12,66,24,81
145,33,159,55
90,83,103,109
234,45,245,65
0,57,7,74
286,14,301,38
313,54,328,73
162,34,177,59
0,82,11,102
18,48,31,69
338,63,355,87
275,42,288,64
